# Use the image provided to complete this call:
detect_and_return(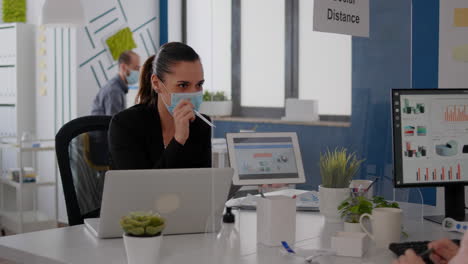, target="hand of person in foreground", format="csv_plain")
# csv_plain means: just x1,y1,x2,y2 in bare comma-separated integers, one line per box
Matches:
392,249,425,264
428,238,459,264
439,231,468,264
